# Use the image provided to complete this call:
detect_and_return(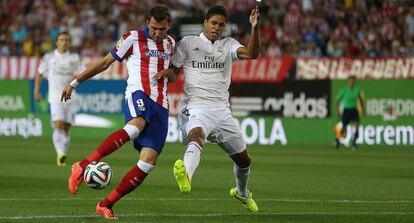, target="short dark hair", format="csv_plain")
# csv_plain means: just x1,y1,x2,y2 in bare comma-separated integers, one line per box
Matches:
146,4,171,23
348,75,356,80
205,5,228,21
56,31,70,40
